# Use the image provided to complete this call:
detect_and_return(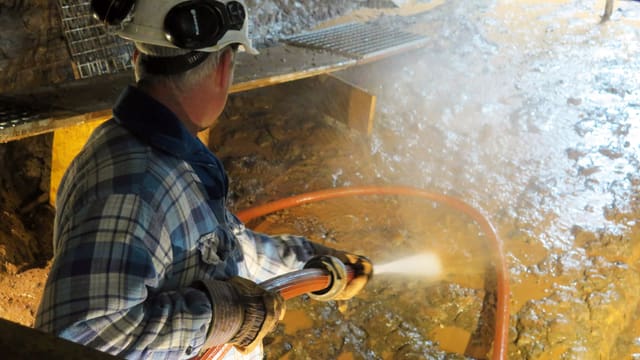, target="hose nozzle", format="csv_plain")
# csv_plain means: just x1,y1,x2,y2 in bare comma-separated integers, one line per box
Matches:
303,255,349,301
